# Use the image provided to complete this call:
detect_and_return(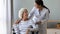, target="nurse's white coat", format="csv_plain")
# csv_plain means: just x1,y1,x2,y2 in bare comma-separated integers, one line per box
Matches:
29,7,49,34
